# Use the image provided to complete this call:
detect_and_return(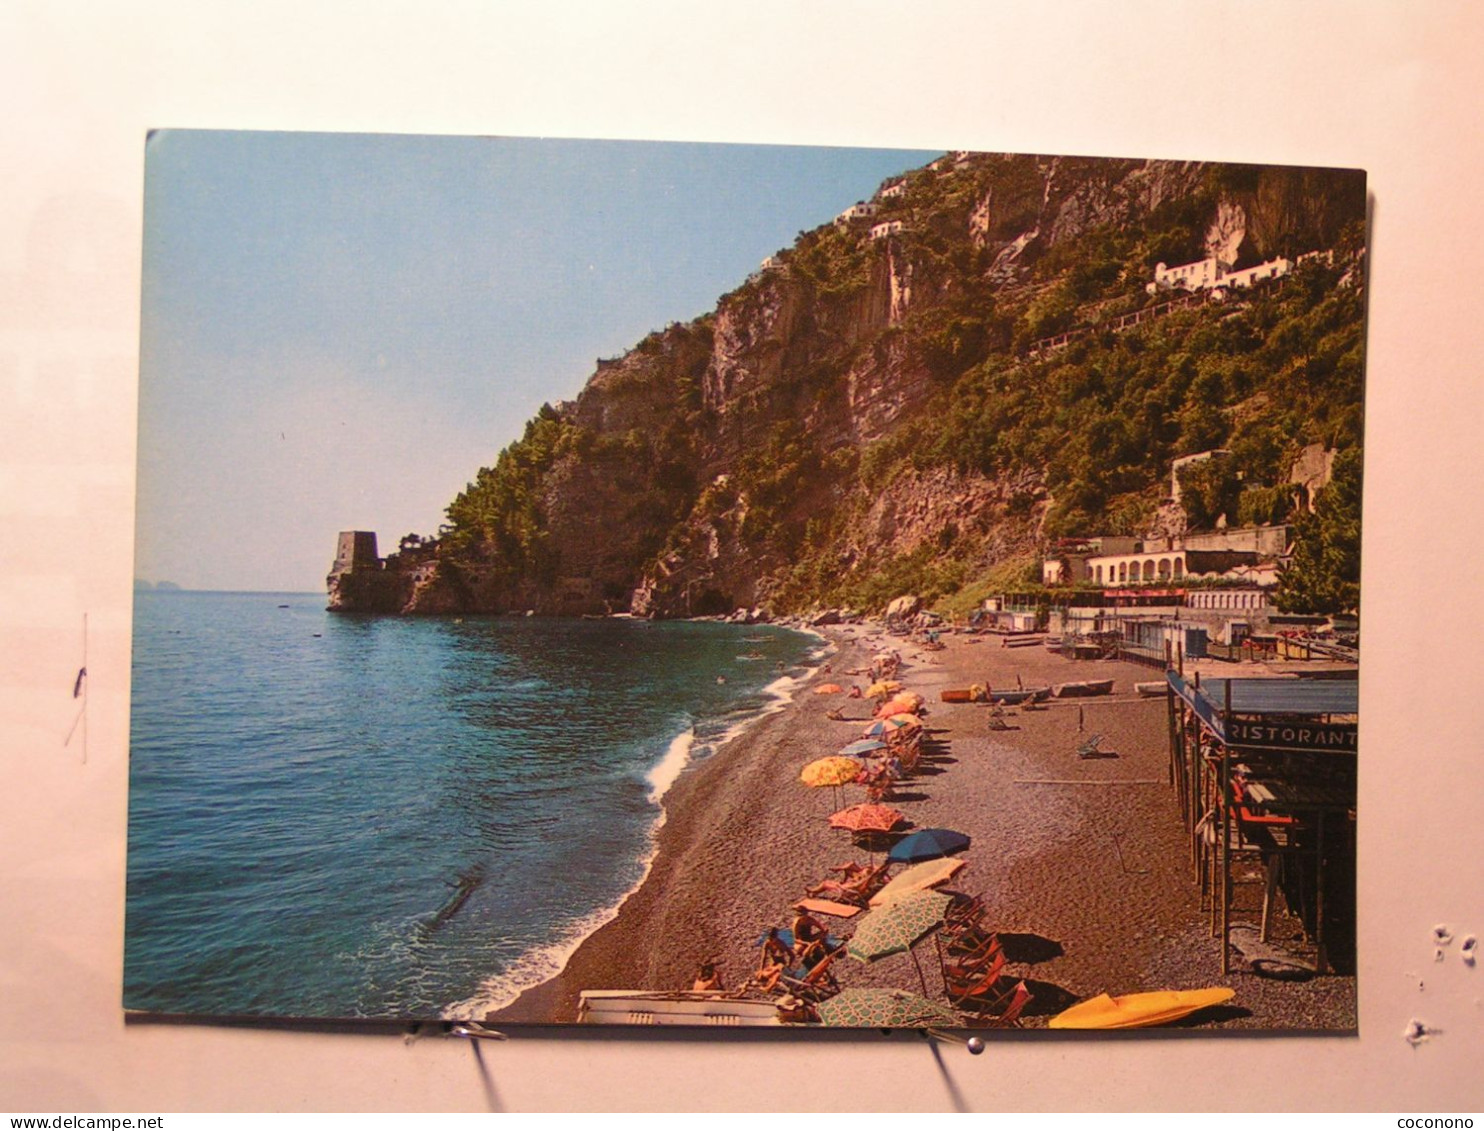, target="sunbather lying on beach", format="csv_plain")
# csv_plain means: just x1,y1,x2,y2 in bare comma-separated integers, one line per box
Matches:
805,862,888,906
